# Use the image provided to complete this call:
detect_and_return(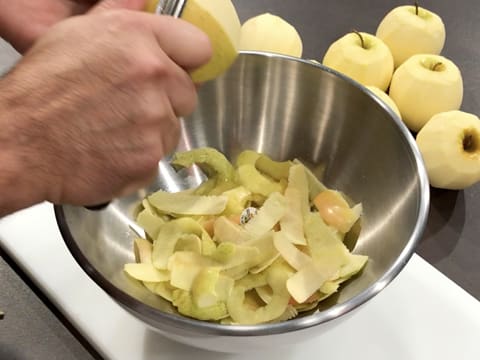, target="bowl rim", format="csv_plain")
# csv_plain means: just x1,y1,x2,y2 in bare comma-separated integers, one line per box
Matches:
55,51,430,336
